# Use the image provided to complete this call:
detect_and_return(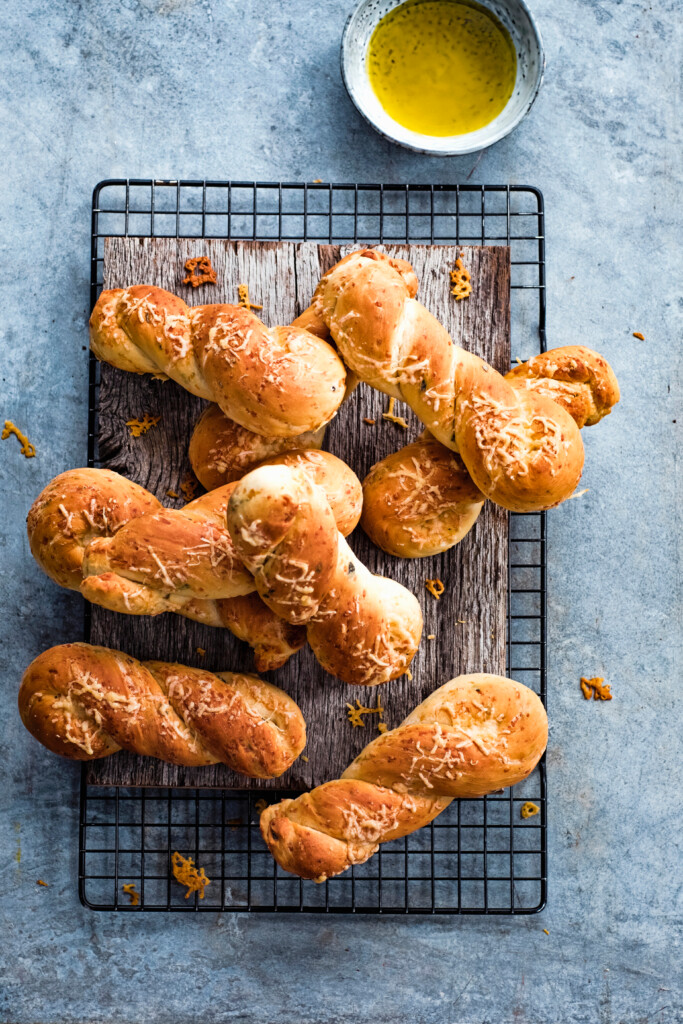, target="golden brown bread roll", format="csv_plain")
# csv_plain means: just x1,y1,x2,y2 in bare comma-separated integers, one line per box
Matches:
227,462,423,685
505,345,620,427
27,468,304,671
90,286,347,437
302,249,619,512
19,642,306,777
361,346,619,557
361,433,485,557
261,673,547,880
189,403,327,490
